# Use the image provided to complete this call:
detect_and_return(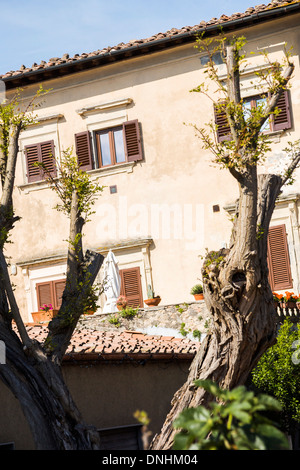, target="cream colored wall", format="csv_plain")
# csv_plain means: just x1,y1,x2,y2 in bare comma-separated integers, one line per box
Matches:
6,13,300,320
